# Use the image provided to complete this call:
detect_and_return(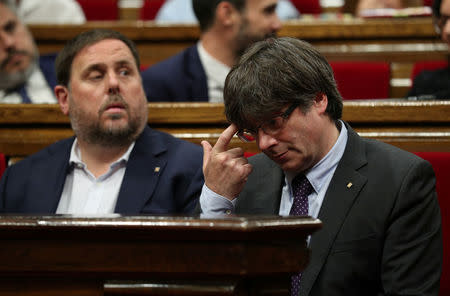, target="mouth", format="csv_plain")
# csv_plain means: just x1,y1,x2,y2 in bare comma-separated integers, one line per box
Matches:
271,151,288,162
